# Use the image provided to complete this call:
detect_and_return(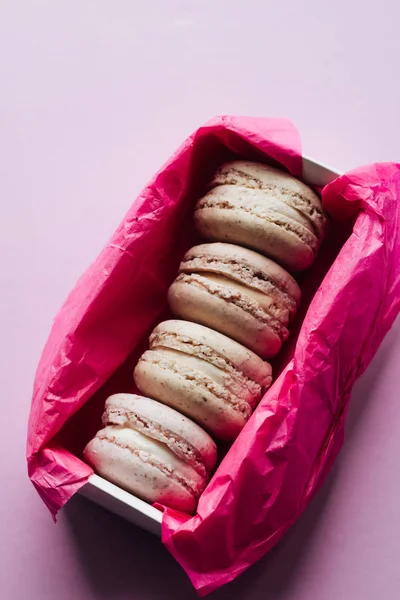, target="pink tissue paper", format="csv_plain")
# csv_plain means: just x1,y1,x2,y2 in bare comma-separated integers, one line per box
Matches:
27,116,400,596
